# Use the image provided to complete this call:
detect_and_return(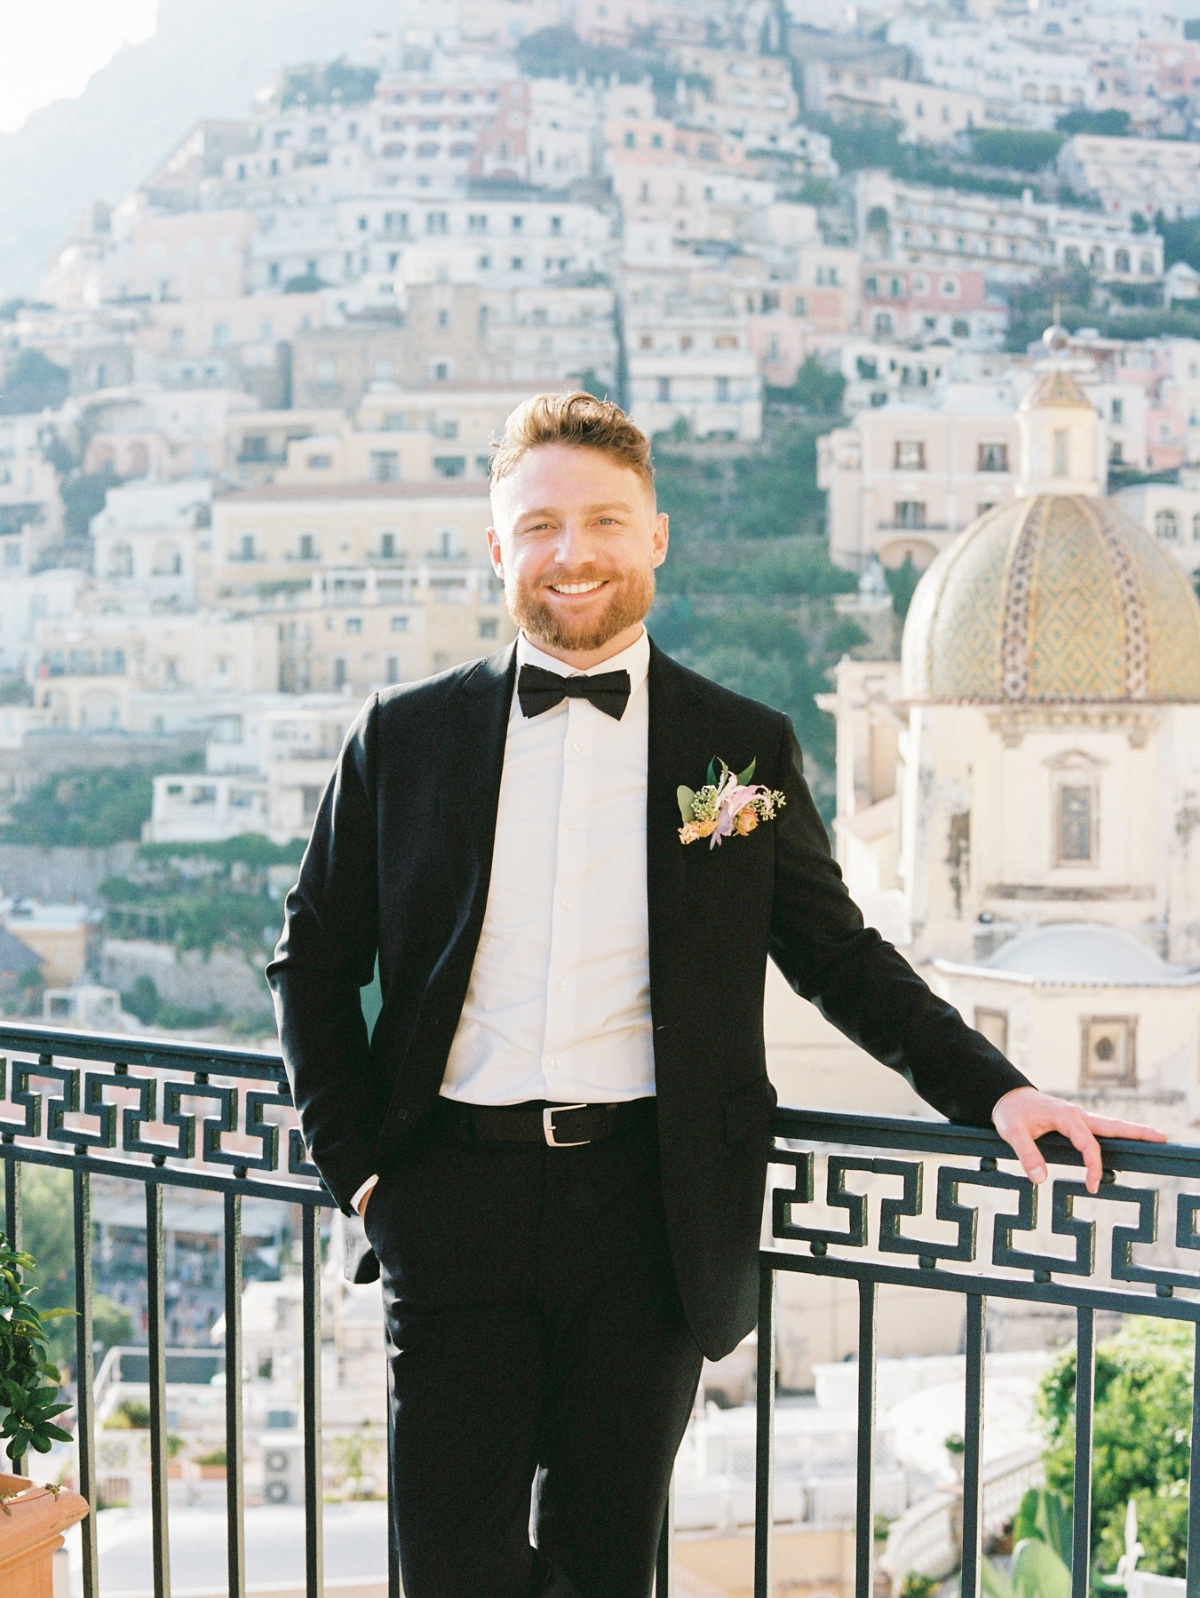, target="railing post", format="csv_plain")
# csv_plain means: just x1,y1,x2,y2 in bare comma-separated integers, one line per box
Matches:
1188,1322,1200,1598
1071,1307,1095,1598
960,1294,987,1598
5,1153,23,1480
302,1202,324,1598
146,1179,172,1598
856,1279,878,1598
225,1191,246,1598
655,1473,674,1596
73,1165,99,1598
754,1261,776,1598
